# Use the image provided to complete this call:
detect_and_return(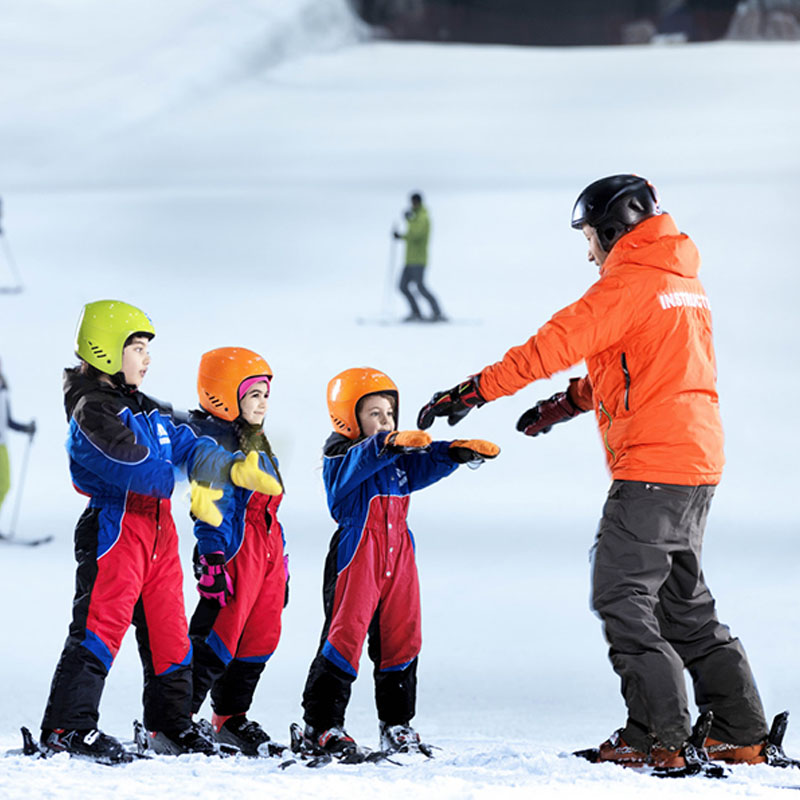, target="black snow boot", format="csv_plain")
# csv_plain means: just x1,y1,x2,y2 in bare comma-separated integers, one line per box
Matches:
379,722,433,756
41,727,132,764
213,714,285,757
141,720,218,756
